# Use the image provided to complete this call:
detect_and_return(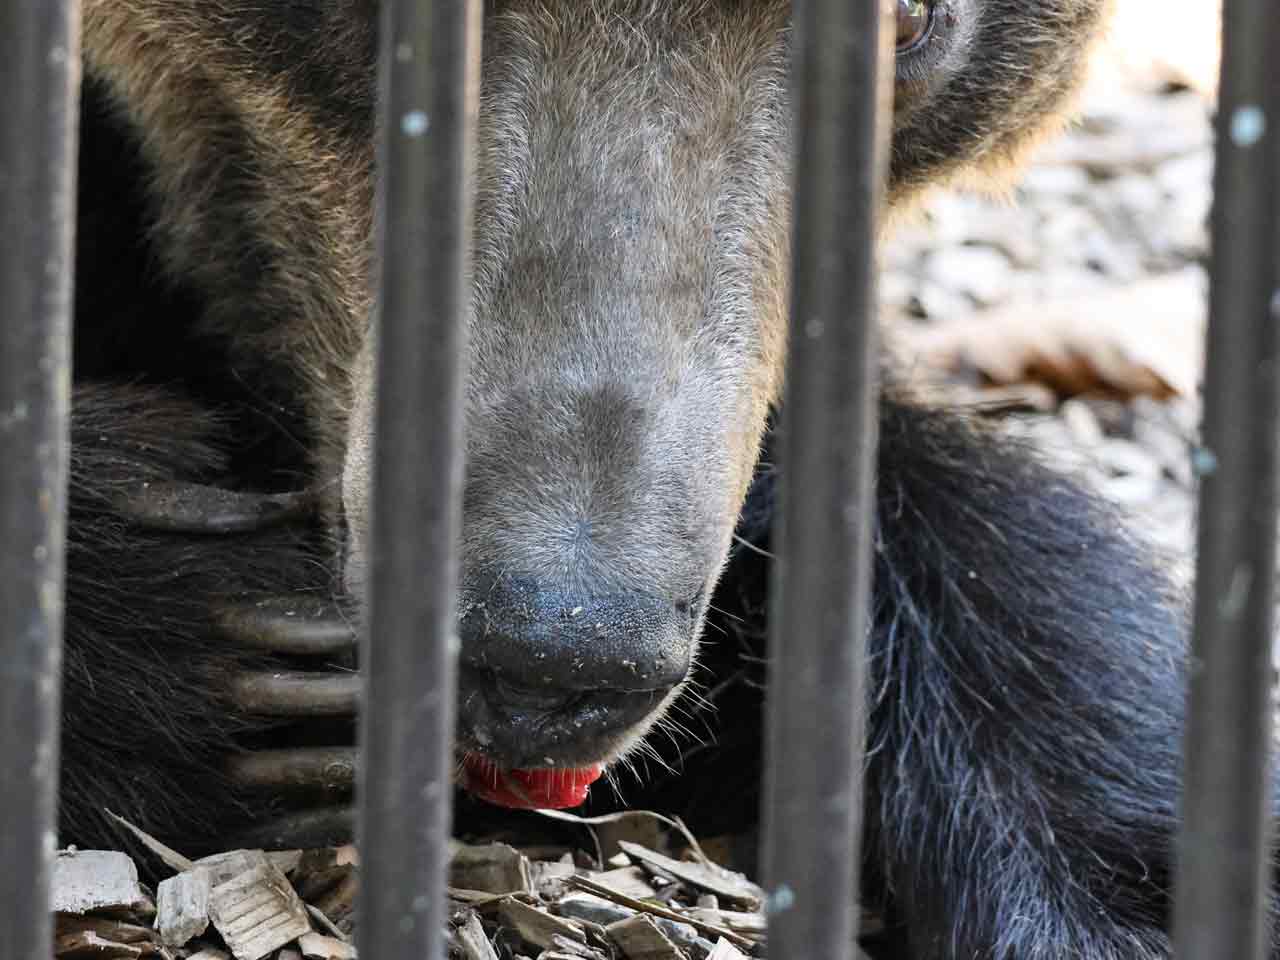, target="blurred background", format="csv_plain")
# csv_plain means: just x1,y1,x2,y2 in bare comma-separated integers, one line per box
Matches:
883,0,1224,577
